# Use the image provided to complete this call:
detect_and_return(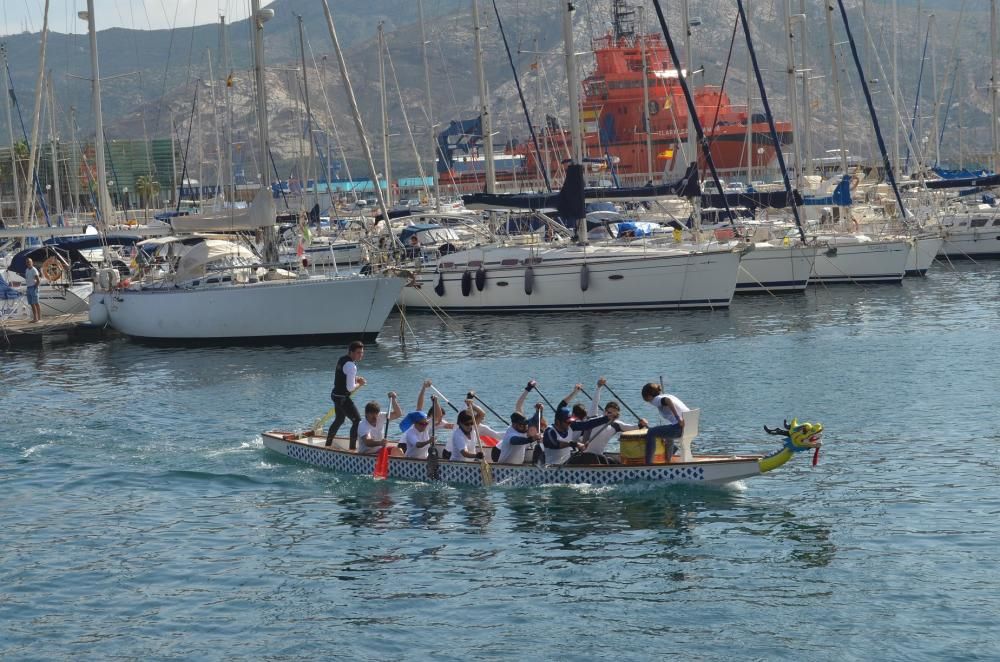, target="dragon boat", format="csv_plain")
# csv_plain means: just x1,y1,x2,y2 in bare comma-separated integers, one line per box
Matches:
261,417,823,488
